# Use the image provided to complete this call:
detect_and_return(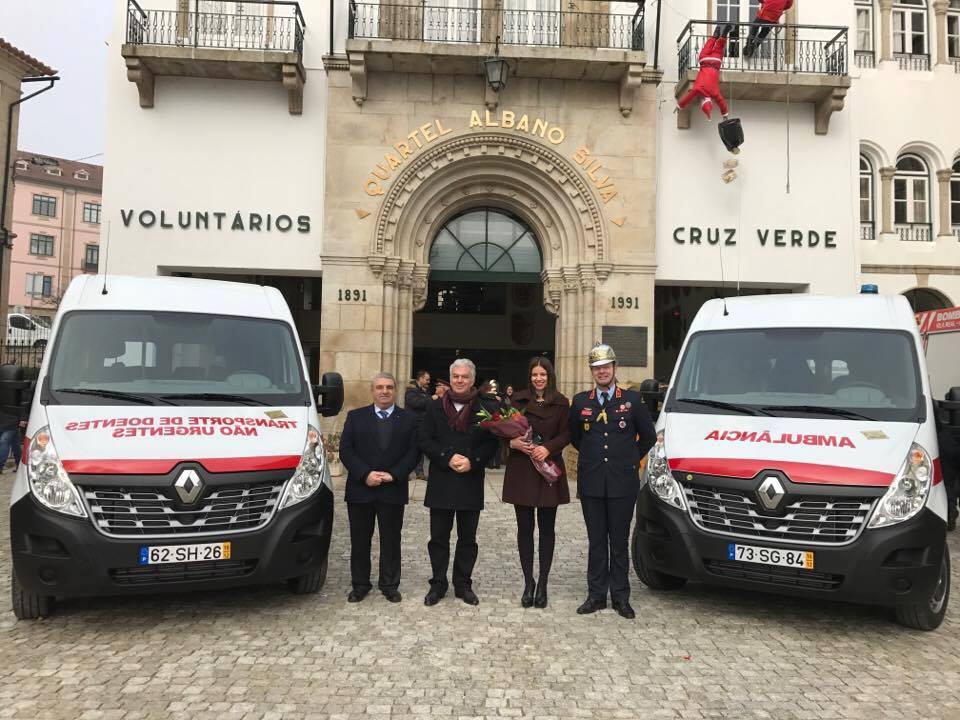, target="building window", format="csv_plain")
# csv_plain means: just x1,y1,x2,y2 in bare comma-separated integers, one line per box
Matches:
31,194,57,217
893,0,928,67
856,0,874,50
429,208,542,281
74,170,89,181
14,160,28,171
904,288,952,312
715,0,761,56
29,233,55,257
45,167,62,177
894,153,931,240
951,157,960,239
949,0,960,58
83,202,102,224
859,155,875,239
26,273,53,298
84,244,100,271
